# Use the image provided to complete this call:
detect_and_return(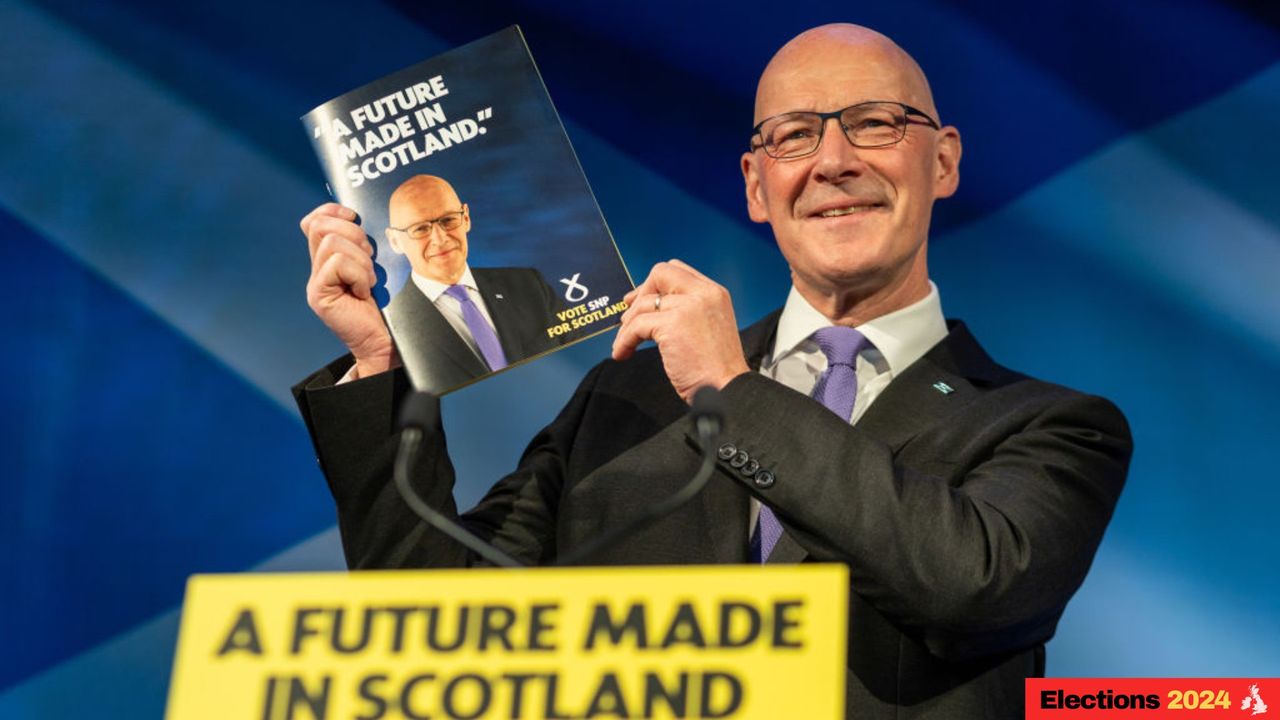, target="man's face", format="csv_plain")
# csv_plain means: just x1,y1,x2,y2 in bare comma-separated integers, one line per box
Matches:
741,33,960,304
385,183,470,285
